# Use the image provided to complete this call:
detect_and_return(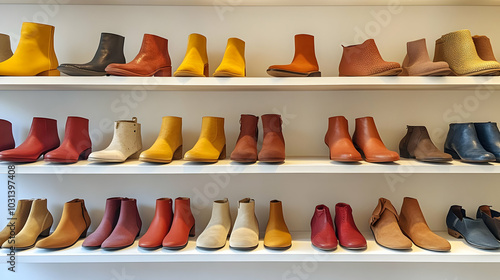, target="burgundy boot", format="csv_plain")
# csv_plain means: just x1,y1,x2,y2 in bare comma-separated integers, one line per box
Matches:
101,198,142,250
139,198,173,249
0,119,15,151
82,197,122,248
258,114,285,163
311,204,337,251
334,203,367,249
45,116,92,163
231,114,258,163
162,197,195,250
